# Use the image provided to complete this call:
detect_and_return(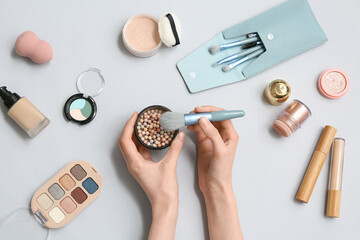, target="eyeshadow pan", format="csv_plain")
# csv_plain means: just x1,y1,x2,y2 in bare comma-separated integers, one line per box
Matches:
60,196,77,214
48,183,65,200
82,177,99,194
71,187,88,204
59,174,76,191
70,164,87,181
36,193,53,210
49,207,65,223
